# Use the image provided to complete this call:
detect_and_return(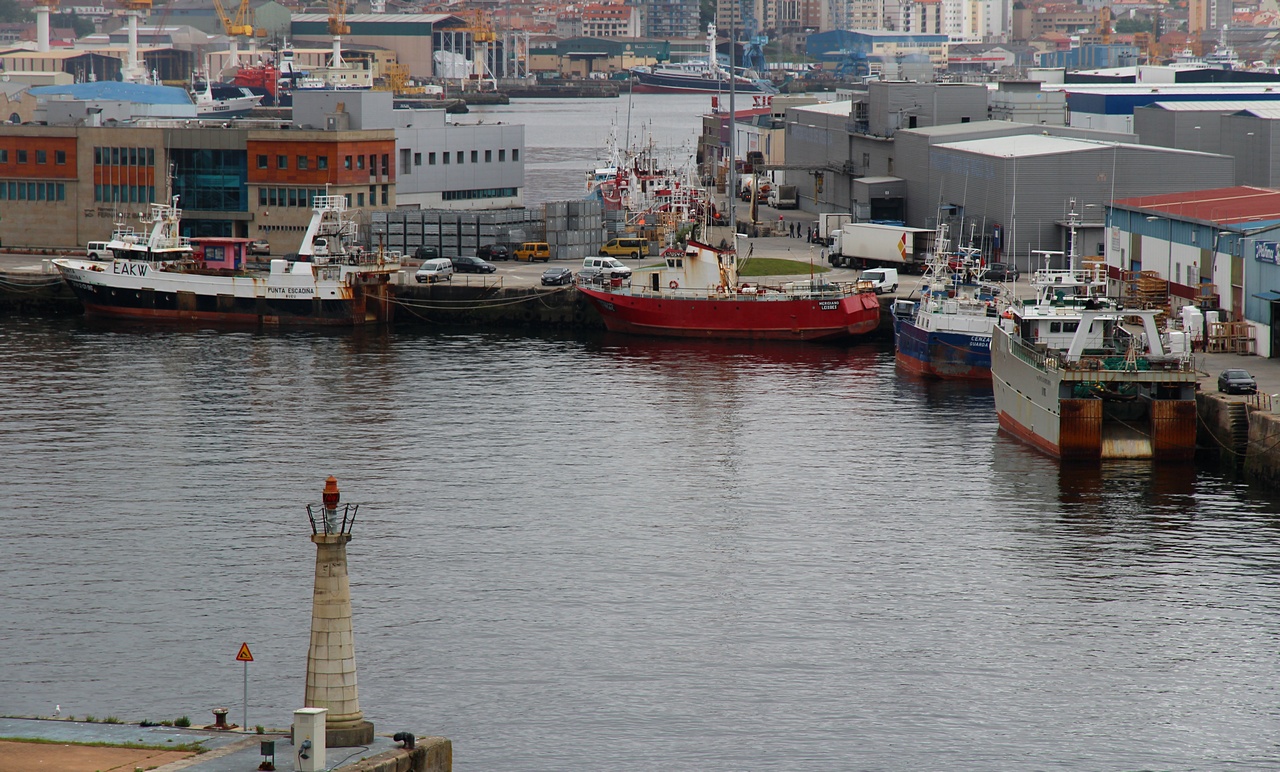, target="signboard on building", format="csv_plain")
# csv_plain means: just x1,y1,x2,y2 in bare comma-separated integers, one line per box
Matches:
1255,241,1279,264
